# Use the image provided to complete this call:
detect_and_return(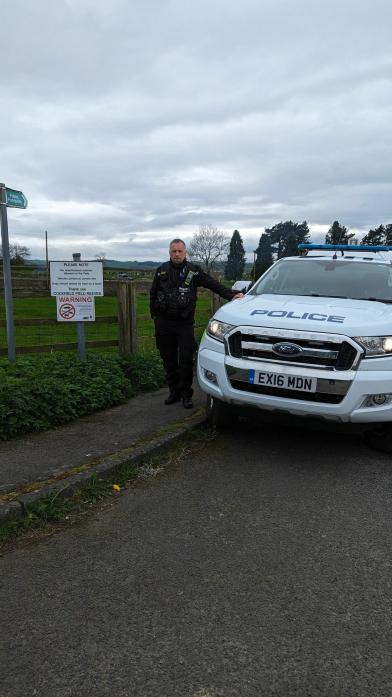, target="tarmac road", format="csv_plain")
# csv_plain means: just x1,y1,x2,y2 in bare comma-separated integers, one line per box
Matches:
2,418,392,697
